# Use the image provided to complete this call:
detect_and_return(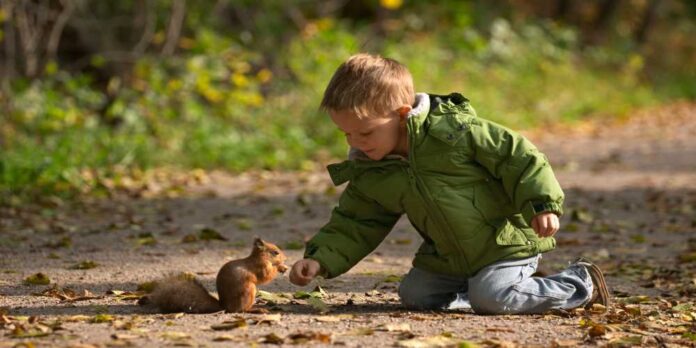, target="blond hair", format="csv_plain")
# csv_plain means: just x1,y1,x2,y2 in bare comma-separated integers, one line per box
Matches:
320,53,414,119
